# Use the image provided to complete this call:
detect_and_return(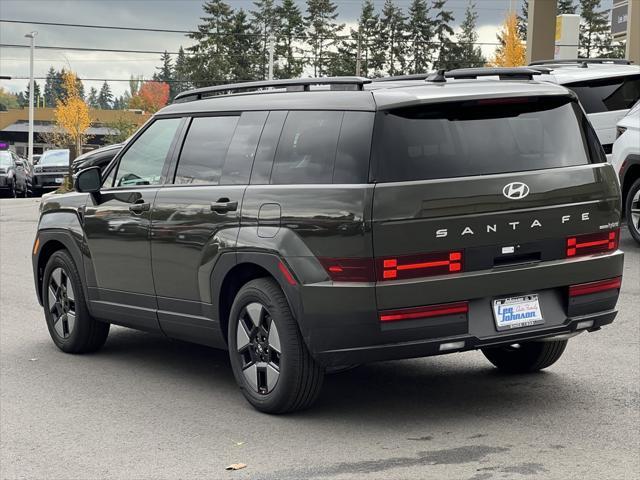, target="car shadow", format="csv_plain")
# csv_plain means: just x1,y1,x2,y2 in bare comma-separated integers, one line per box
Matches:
96,326,581,424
